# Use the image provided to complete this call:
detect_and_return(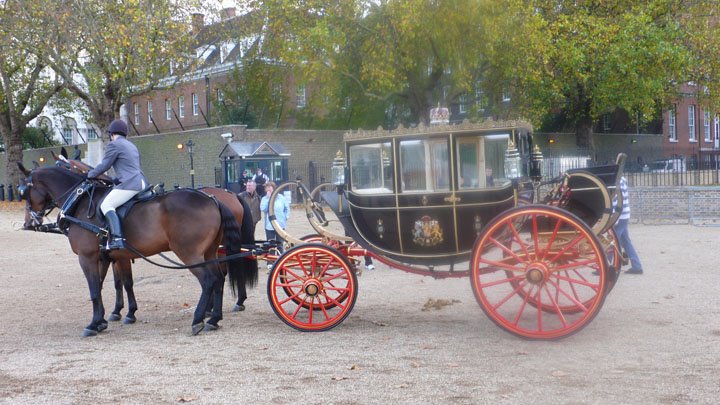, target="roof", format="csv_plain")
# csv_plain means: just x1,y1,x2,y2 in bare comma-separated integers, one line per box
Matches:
219,141,291,159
